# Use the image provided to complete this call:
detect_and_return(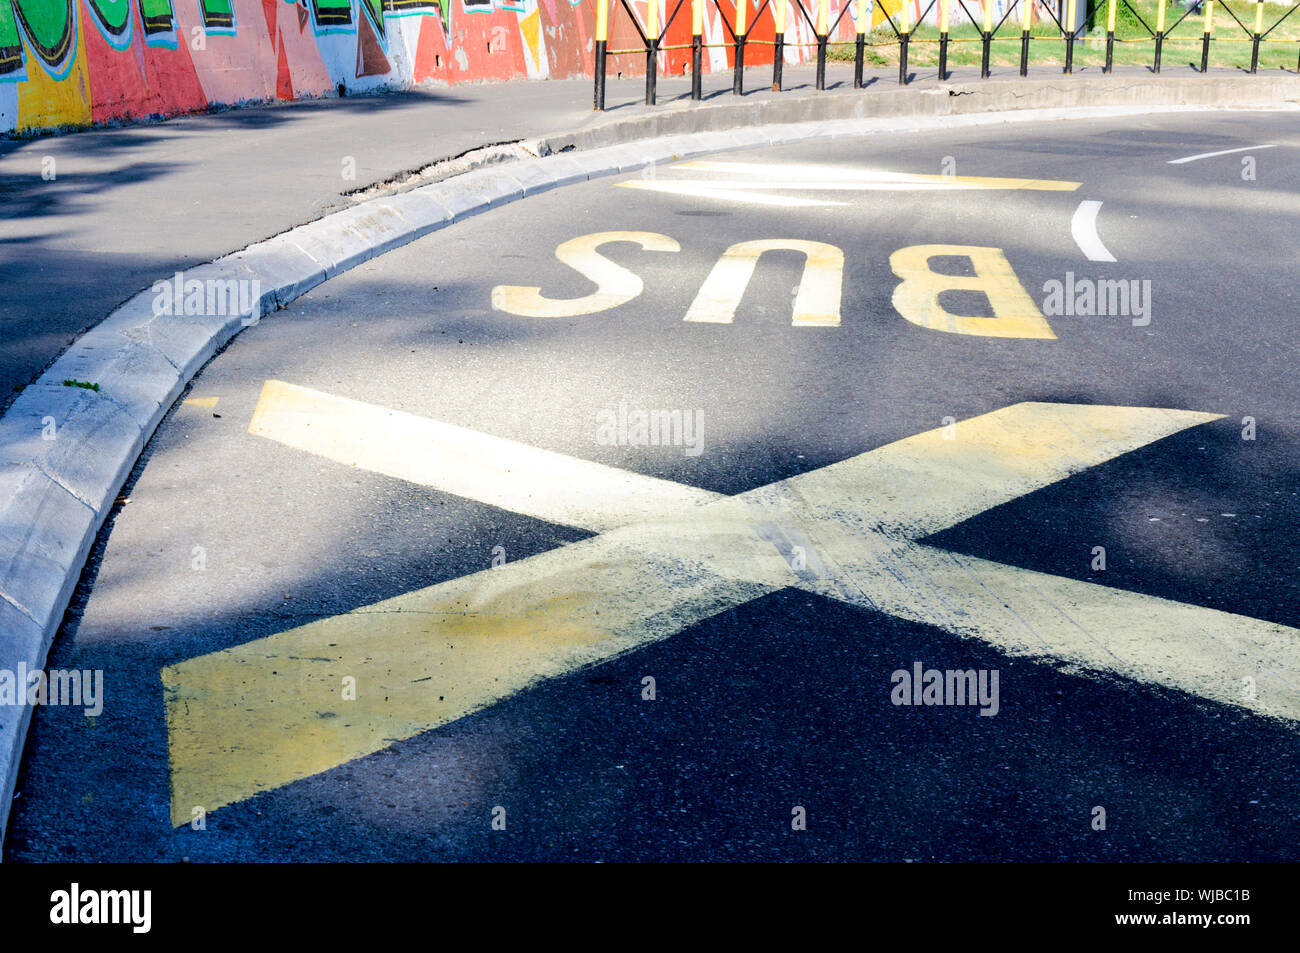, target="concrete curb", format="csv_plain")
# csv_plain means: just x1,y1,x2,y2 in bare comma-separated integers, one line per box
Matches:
539,72,1300,154
0,86,1296,845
